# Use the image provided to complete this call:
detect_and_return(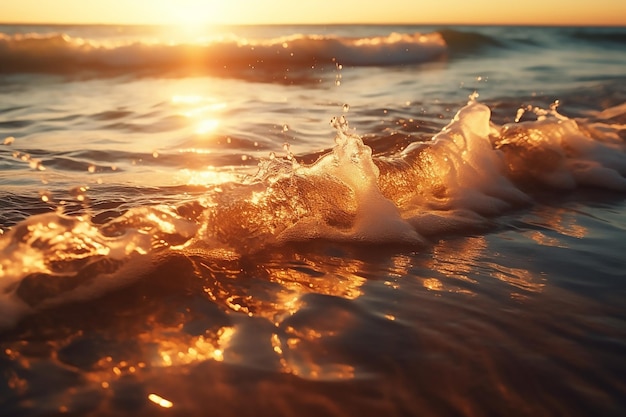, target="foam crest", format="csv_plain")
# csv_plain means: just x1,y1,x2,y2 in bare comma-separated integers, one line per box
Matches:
373,101,531,235
496,104,626,190
276,116,423,243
